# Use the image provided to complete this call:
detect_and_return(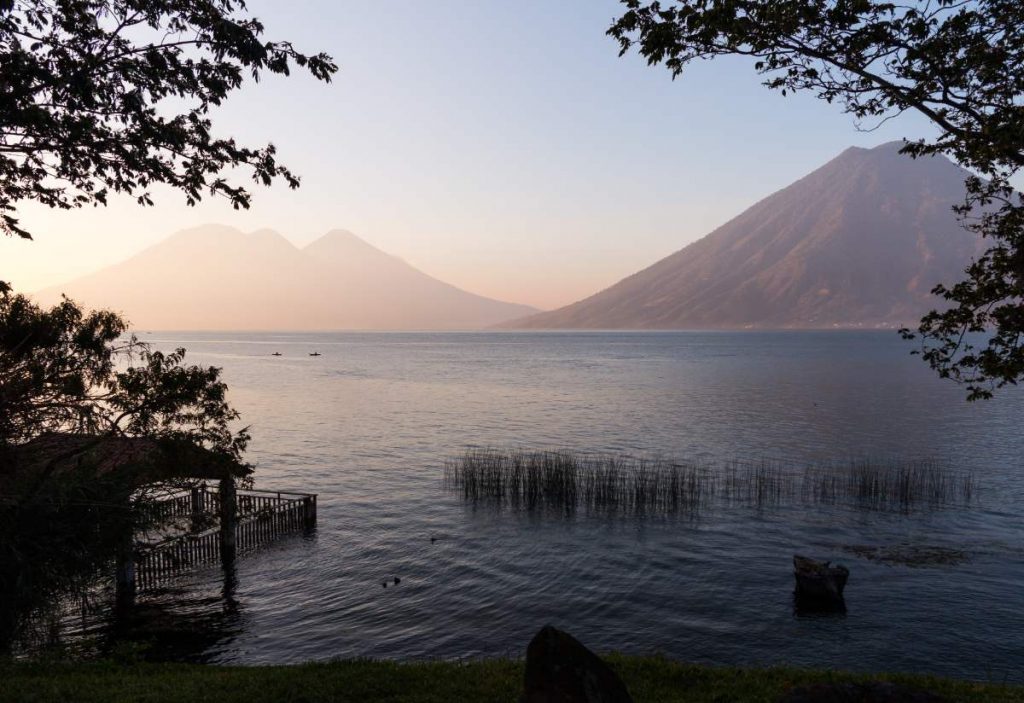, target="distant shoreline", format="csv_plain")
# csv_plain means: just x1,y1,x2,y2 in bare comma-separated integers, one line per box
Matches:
128,327,916,334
